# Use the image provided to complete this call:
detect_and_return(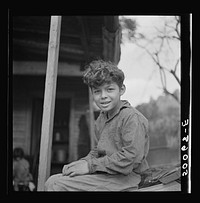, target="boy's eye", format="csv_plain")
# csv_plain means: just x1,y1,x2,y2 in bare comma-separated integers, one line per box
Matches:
93,89,100,94
107,88,114,91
